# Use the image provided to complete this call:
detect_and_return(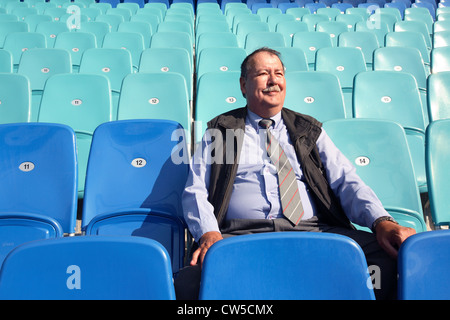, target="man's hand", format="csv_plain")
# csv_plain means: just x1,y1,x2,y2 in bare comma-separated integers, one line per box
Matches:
190,231,223,268
375,220,416,258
